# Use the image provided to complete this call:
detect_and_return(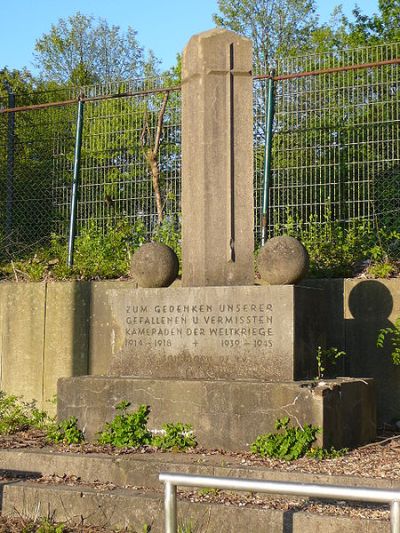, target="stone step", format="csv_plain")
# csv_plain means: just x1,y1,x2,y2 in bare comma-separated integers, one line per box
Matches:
58,375,375,450
0,447,397,492
0,476,390,532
